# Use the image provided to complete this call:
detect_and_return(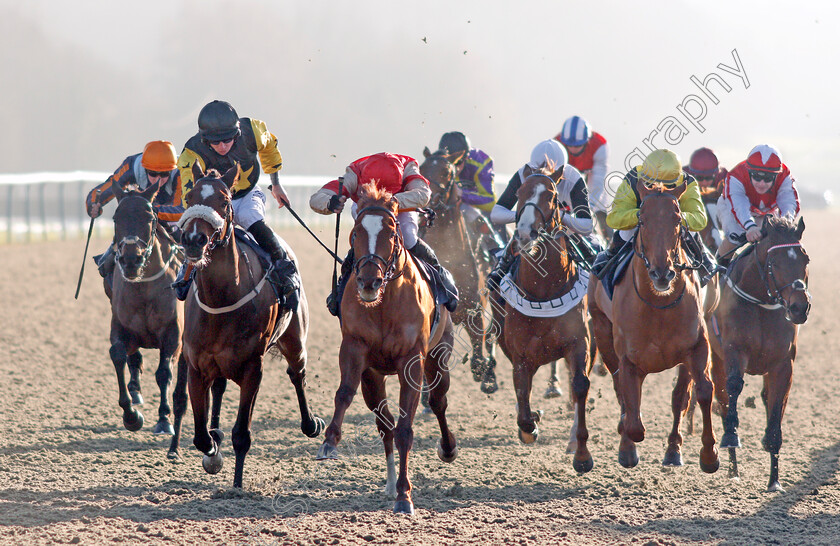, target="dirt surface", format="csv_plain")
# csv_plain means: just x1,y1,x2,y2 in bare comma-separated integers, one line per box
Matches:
1,210,839,546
